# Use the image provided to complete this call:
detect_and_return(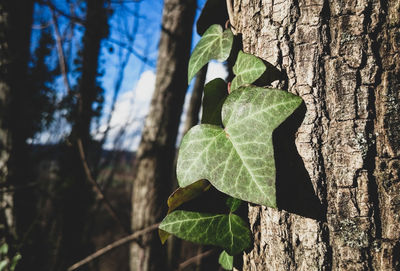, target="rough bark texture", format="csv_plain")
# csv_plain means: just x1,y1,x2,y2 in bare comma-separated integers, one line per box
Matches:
233,0,400,270
130,1,196,271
